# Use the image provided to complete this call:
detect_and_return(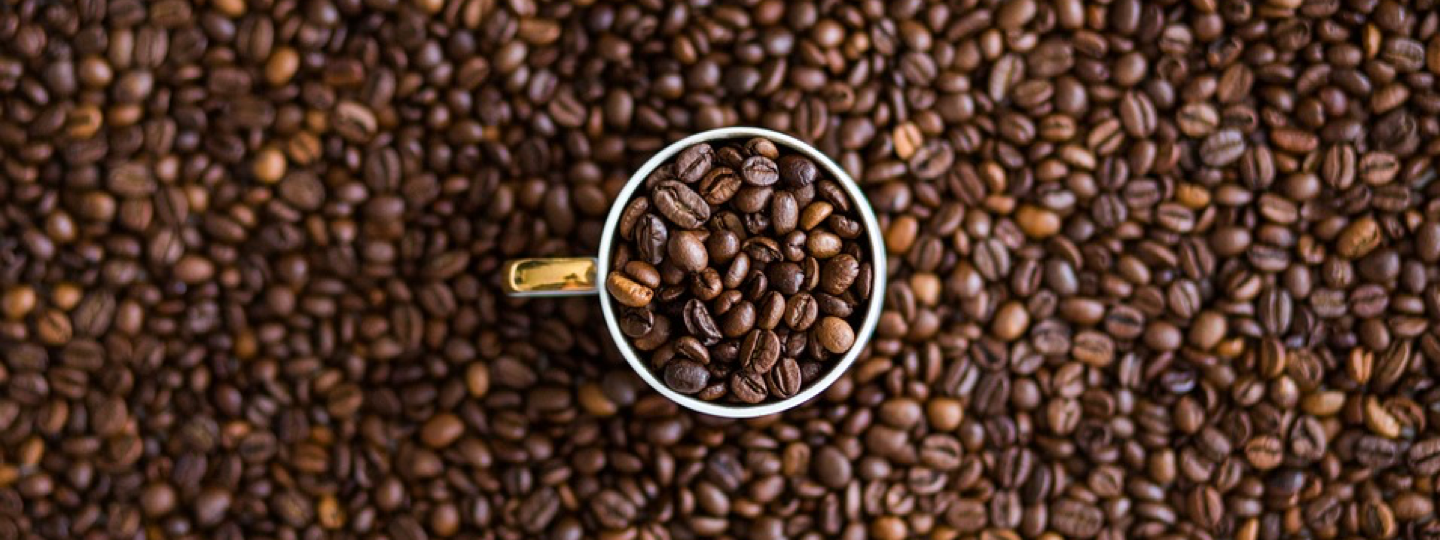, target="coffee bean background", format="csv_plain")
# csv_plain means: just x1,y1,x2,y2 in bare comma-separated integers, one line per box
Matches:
3,0,1440,539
